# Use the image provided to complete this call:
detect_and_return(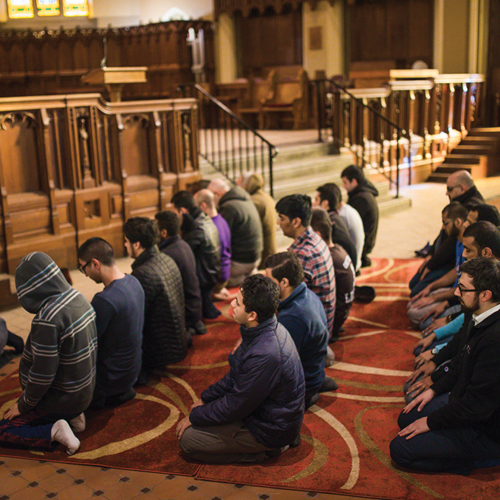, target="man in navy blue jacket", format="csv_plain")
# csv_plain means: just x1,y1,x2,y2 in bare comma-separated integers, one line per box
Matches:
265,252,338,408
176,274,305,463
